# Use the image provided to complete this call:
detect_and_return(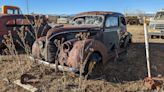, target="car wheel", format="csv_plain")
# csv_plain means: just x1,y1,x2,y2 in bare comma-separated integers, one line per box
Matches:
83,52,103,79
161,36,164,39
150,35,154,39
